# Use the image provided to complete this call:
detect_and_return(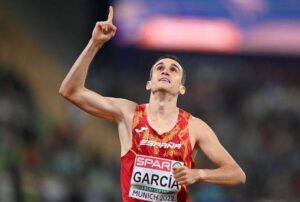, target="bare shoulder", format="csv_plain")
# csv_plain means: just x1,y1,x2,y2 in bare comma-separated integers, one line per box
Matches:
189,115,217,145
189,116,211,134
108,97,138,119
108,97,137,110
